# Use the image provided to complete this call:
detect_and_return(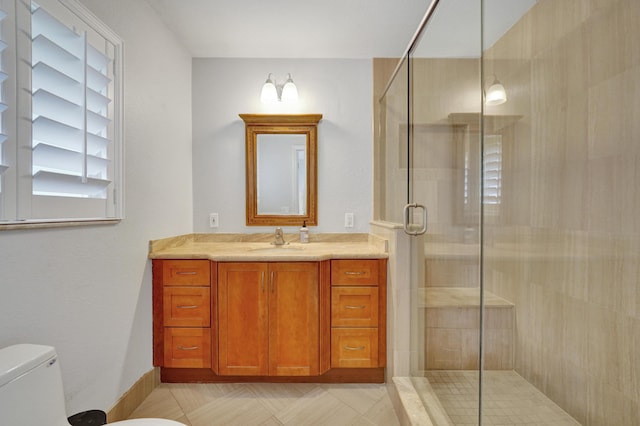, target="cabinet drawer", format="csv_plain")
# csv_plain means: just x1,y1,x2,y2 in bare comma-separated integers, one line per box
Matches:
331,287,378,327
163,327,211,368
331,260,379,286
163,287,210,327
331,328,379,368
162,260,211,286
